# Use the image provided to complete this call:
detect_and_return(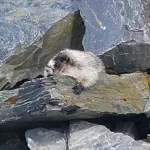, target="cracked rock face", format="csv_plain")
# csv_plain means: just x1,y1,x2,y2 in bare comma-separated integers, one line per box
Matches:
79,0,150,54
69,121,150,150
